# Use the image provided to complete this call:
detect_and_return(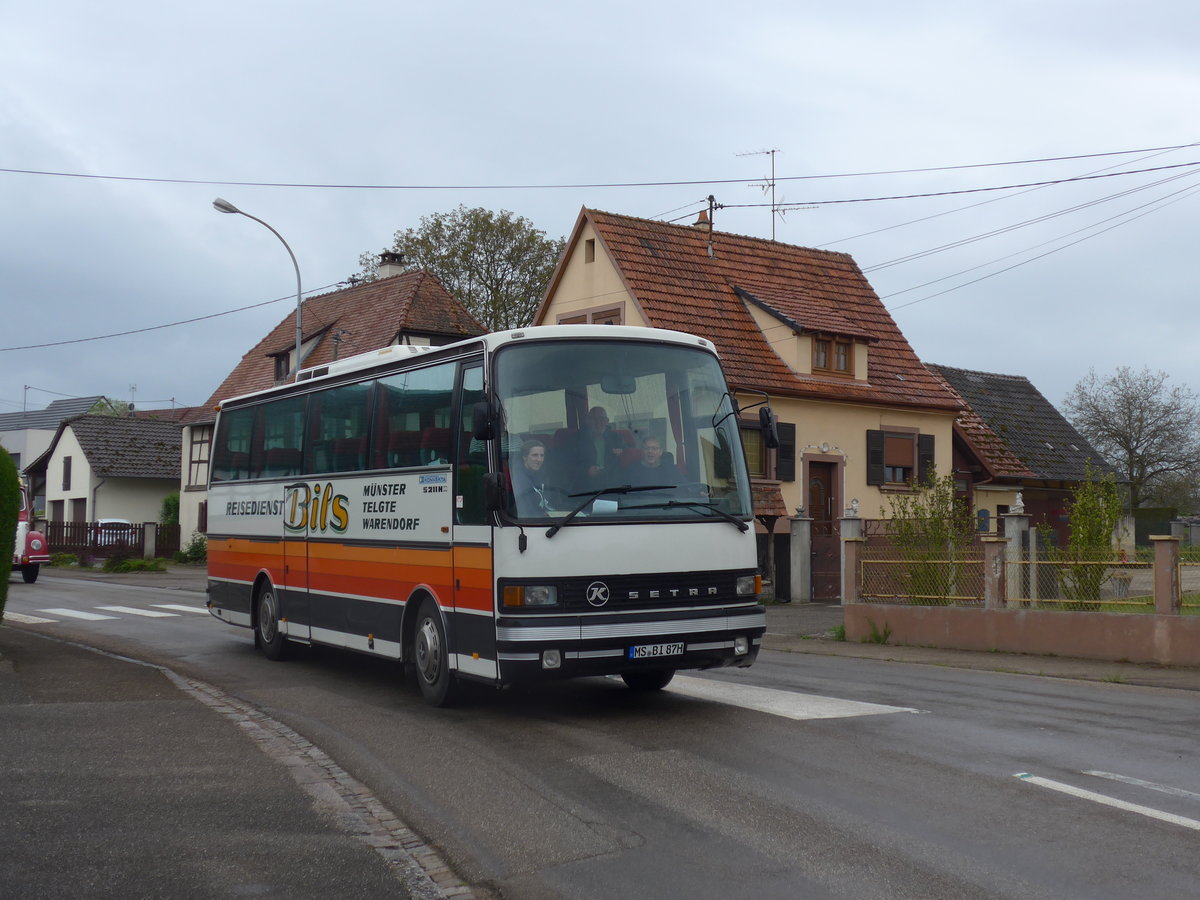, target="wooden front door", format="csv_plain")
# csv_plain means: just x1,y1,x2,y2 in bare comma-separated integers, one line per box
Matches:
809,461,841,600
